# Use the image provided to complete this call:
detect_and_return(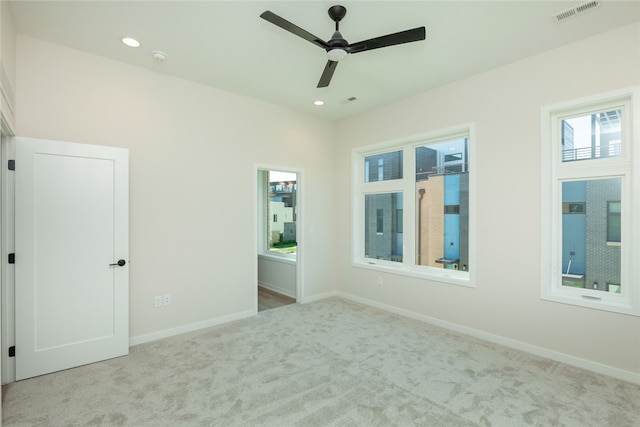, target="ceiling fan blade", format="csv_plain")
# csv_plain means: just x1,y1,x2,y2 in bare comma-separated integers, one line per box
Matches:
260,11,329,50
347,27,426,54
317,61,338,88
